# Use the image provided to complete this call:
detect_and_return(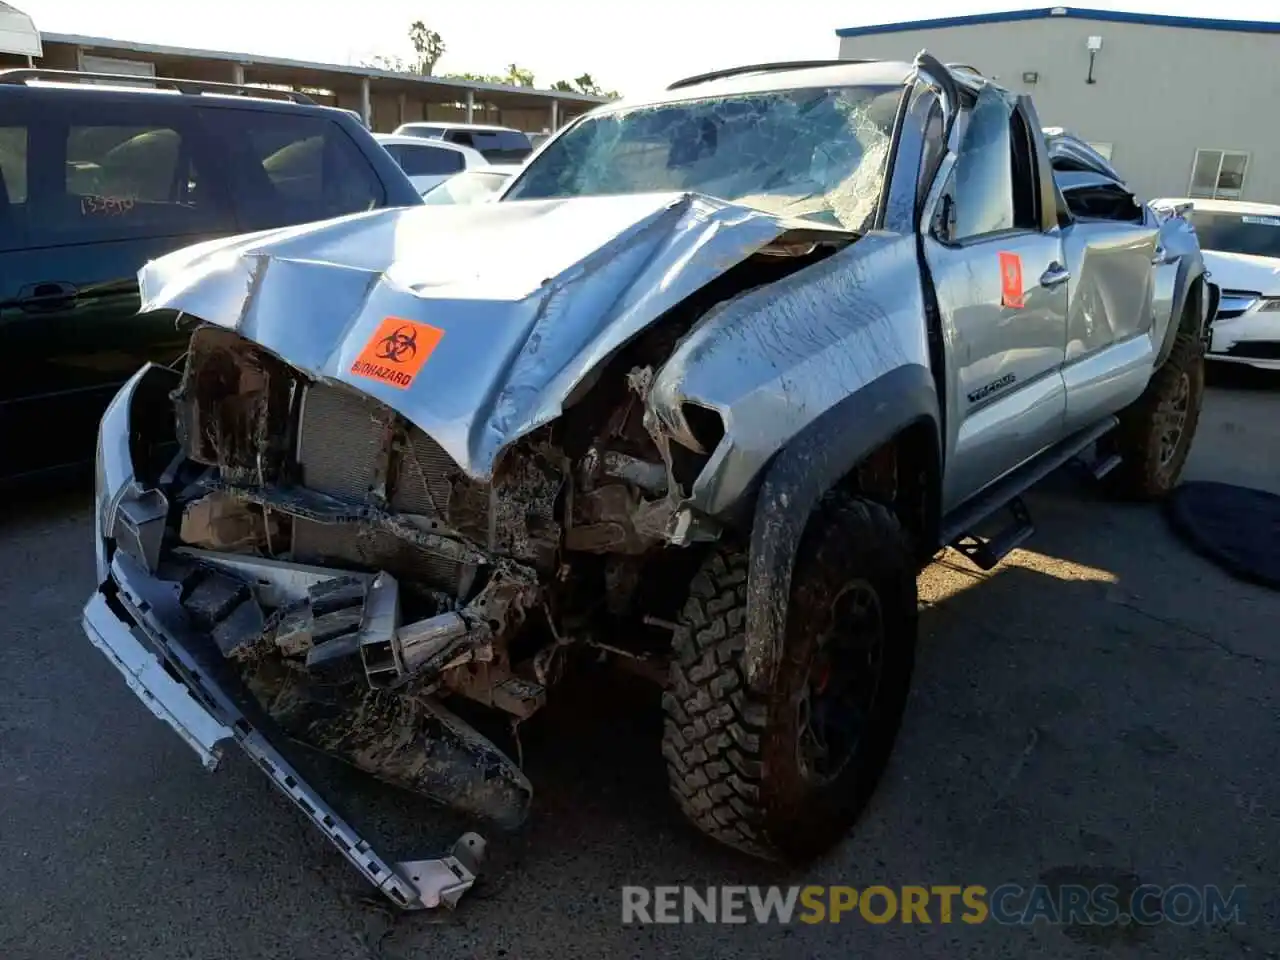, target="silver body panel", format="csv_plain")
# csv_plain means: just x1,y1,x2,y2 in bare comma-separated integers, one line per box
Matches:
137,193,817,482
649,231,932,516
